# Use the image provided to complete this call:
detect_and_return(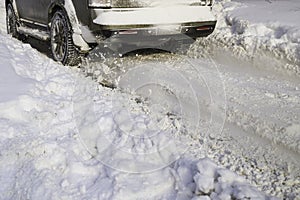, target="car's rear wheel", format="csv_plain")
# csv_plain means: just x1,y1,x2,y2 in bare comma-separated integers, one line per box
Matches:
50,10,81,66
6,4,18,38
